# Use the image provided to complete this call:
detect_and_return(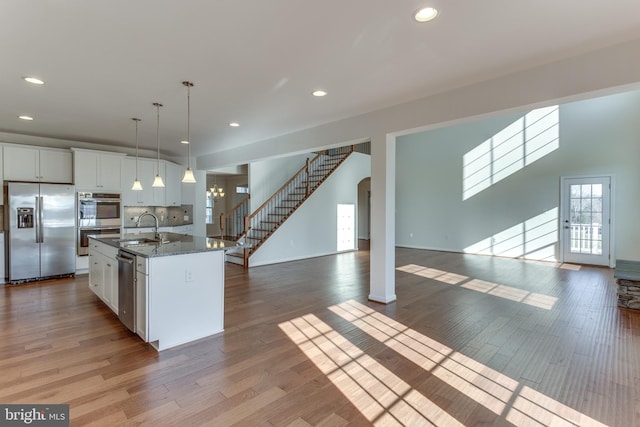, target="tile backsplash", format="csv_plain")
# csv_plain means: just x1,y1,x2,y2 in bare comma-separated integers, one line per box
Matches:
123,205,193,228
